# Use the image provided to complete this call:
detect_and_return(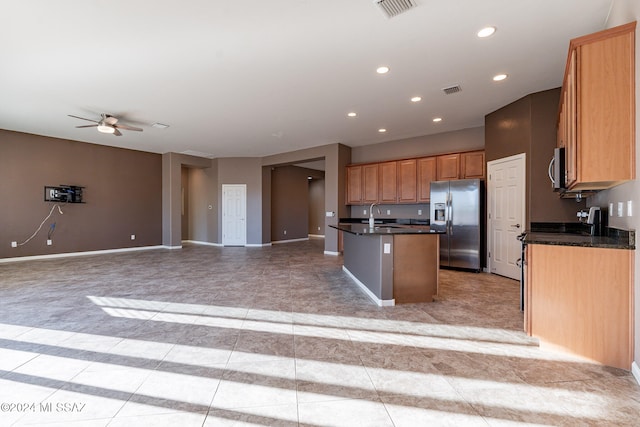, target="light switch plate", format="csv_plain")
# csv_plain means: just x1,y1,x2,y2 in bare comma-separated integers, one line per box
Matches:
618,202,624,217
383,243,391,254
627,201,633,217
